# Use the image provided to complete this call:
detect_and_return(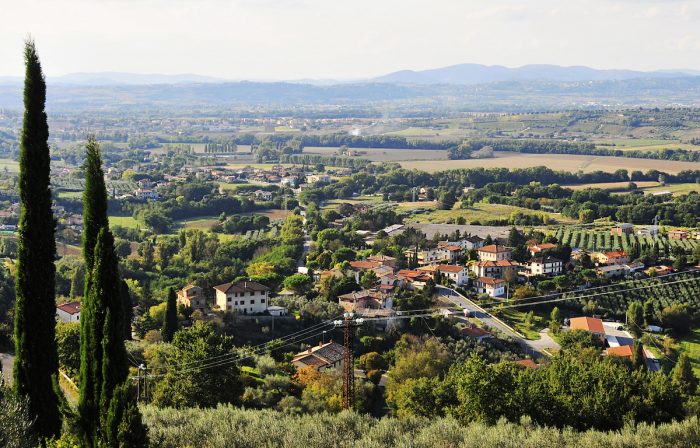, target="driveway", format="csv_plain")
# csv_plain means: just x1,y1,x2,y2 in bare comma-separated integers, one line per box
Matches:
526,329,560,354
